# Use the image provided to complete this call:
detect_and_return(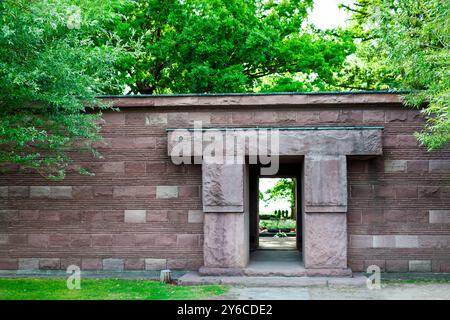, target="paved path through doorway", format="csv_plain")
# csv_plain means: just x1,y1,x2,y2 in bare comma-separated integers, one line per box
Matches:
244,250,305,276
259,237,296,250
